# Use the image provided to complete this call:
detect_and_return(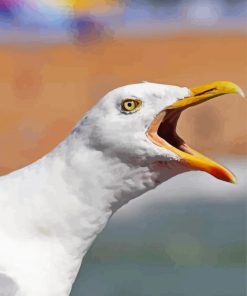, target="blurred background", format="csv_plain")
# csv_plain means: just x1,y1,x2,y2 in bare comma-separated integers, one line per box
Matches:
0,0,246,295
